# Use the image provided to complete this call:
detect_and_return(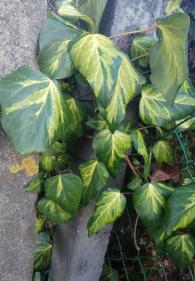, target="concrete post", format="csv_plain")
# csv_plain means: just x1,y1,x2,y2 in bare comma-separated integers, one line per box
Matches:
49,1,167,281
0,1,47,281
